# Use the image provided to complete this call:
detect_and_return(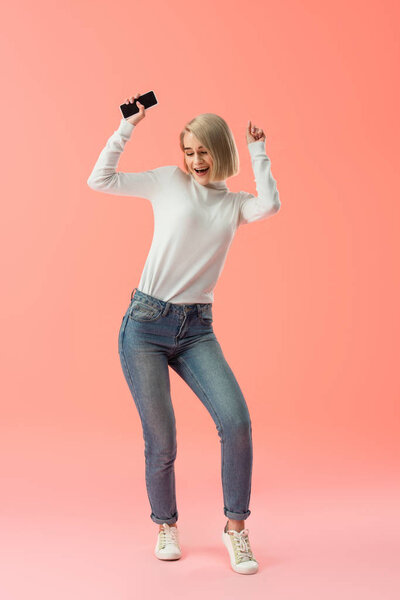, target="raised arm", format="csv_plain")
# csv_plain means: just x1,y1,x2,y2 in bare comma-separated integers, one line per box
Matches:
87,118,169,199
238,120,281,226
238,140,281,225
